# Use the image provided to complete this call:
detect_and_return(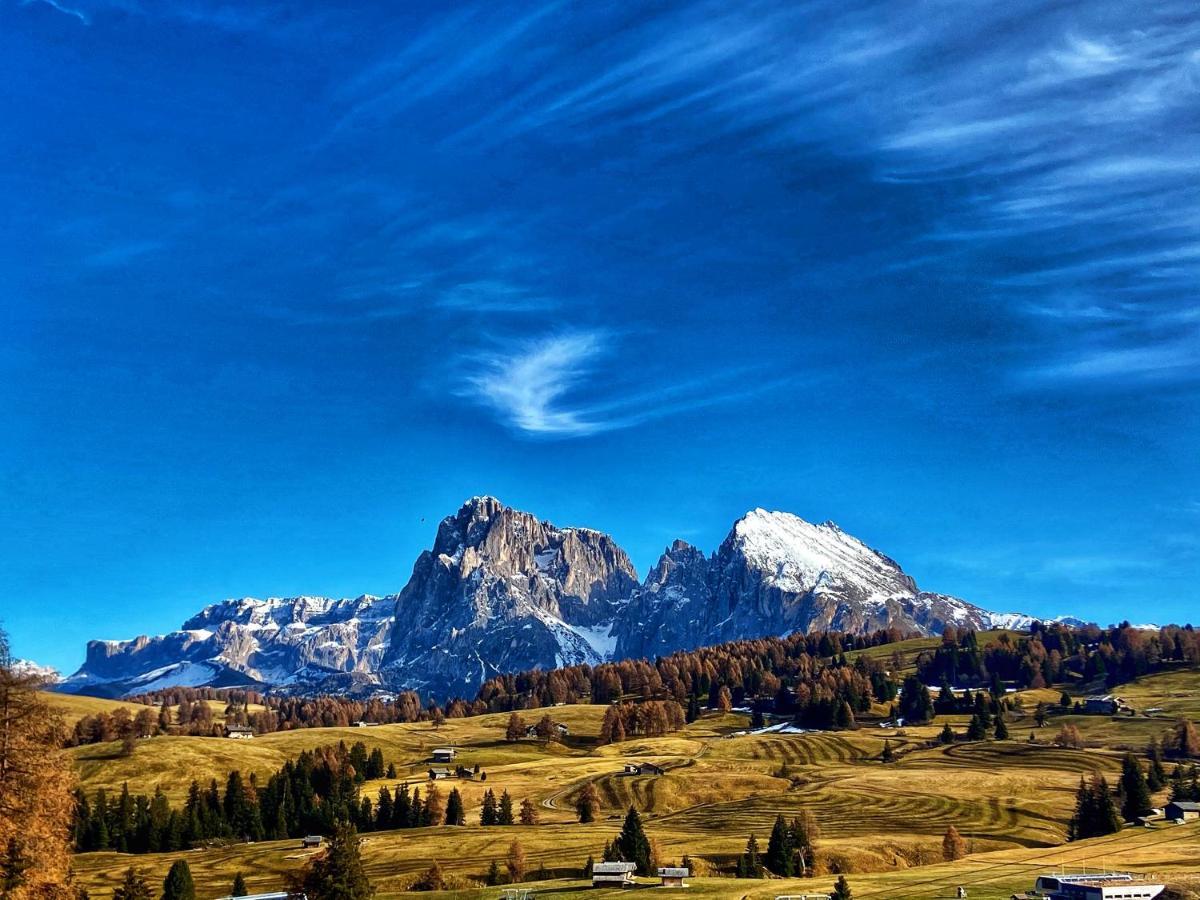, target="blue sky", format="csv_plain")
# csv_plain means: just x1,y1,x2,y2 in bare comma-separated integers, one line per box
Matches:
2,0,1198,673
